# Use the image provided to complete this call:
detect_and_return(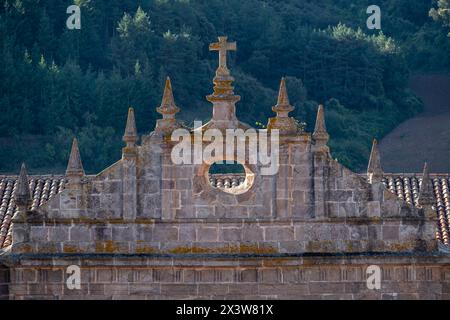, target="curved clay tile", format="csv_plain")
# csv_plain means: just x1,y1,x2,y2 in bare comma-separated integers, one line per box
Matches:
0,176,66,248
